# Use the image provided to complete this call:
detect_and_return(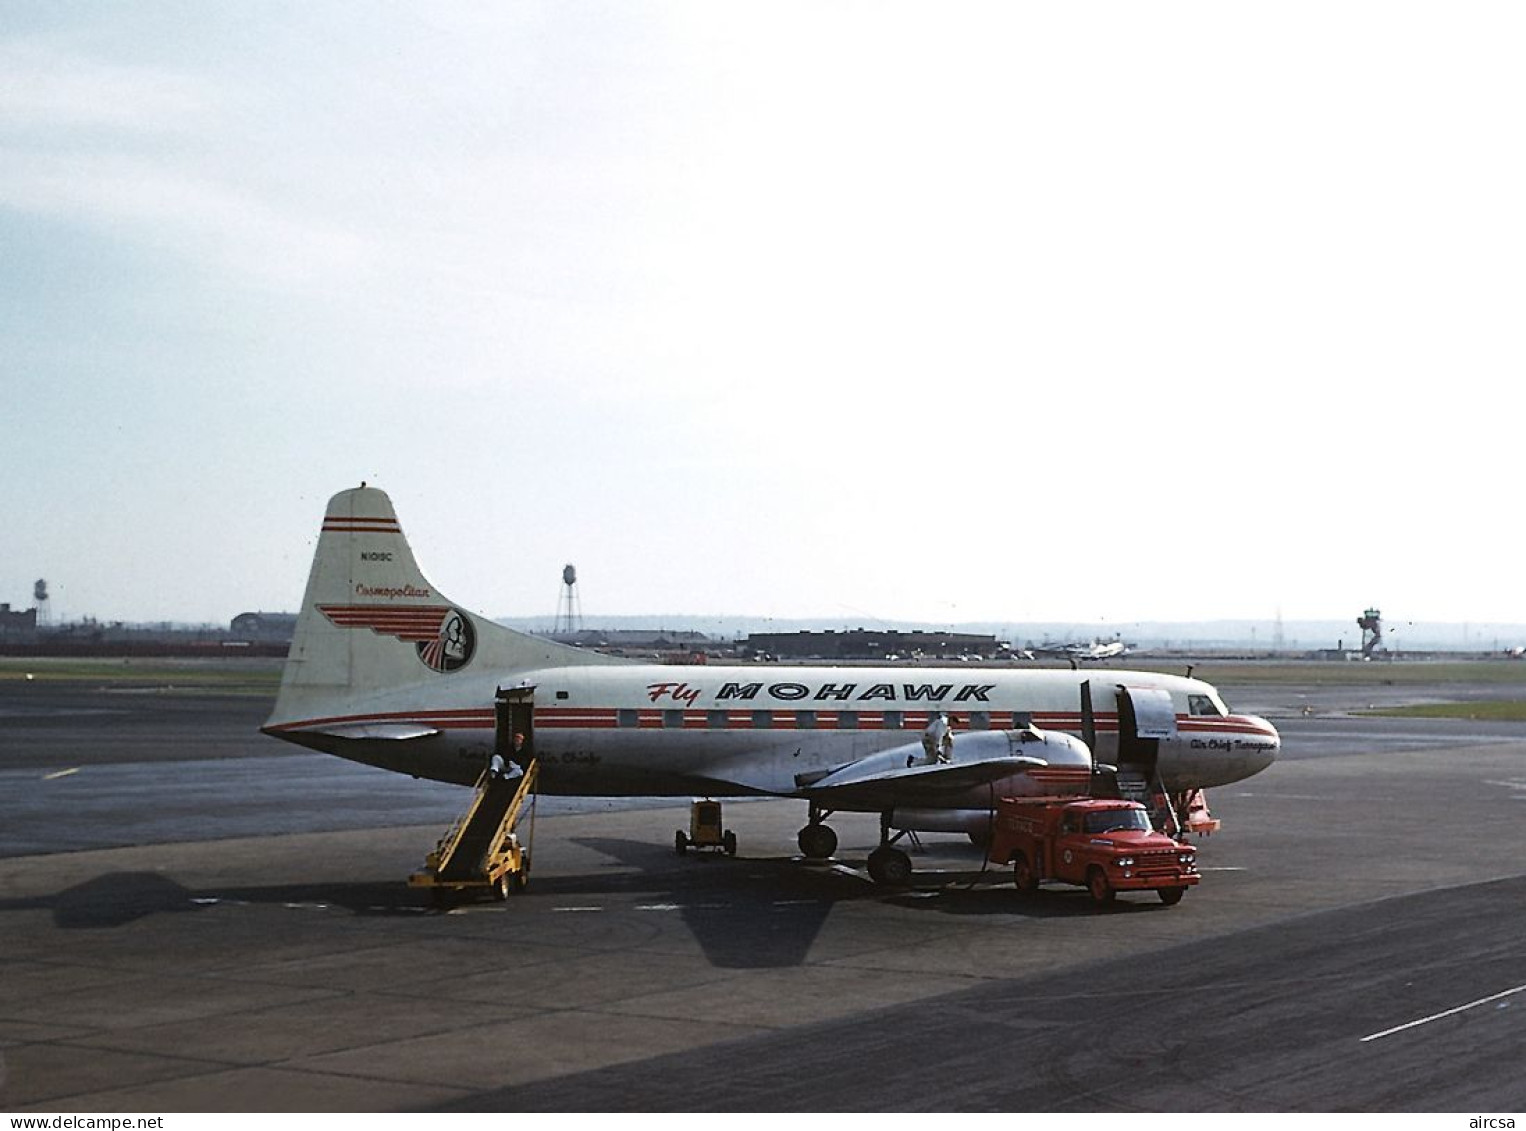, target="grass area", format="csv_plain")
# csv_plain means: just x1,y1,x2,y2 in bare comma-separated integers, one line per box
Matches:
1359,700,1526,721
1120,659,1526,688
0,657,283,693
